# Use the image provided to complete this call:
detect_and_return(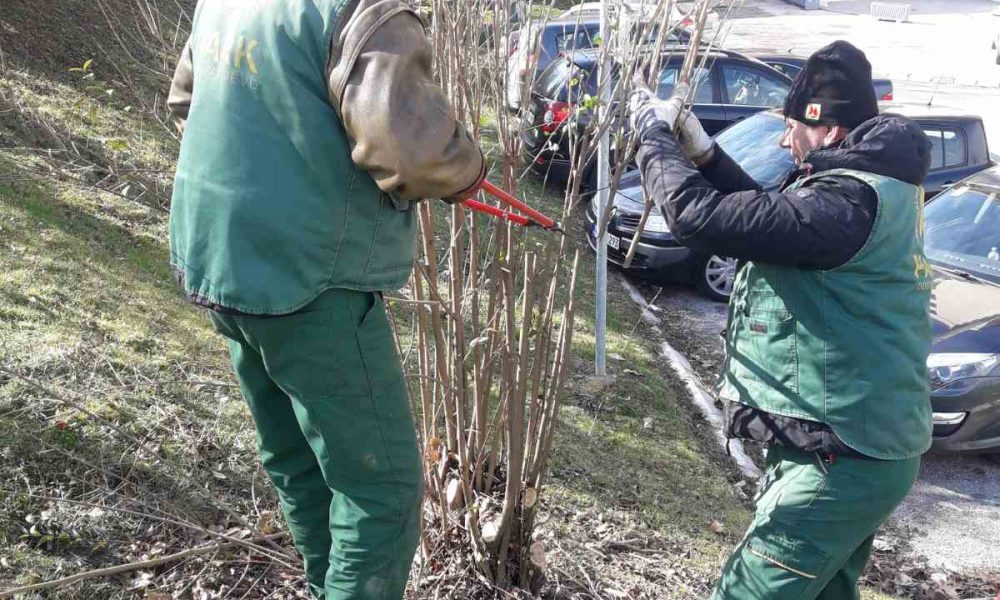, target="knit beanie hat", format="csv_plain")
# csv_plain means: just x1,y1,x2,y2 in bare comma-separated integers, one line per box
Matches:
783,40,878,129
